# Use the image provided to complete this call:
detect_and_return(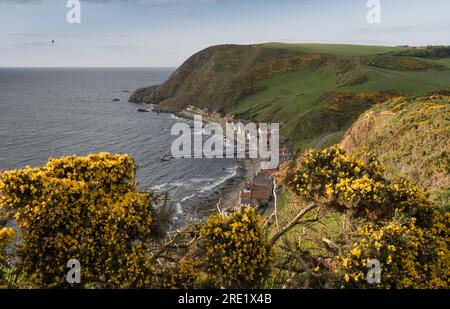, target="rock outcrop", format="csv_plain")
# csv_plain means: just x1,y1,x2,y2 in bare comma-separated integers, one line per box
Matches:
129,85,164,104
